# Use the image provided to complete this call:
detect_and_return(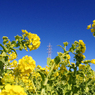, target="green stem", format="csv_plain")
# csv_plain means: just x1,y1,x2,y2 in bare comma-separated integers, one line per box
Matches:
31,76,38,95
41,63,55,95
44,62,55,86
